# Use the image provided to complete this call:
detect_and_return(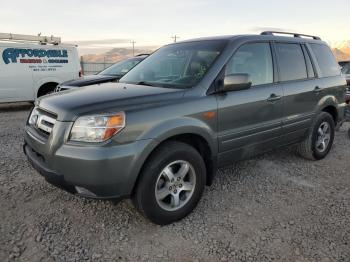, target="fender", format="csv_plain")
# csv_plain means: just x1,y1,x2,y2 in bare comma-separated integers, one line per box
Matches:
316,94,343,120
124,117,219,192
138,117,218,156
316,95,339,112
